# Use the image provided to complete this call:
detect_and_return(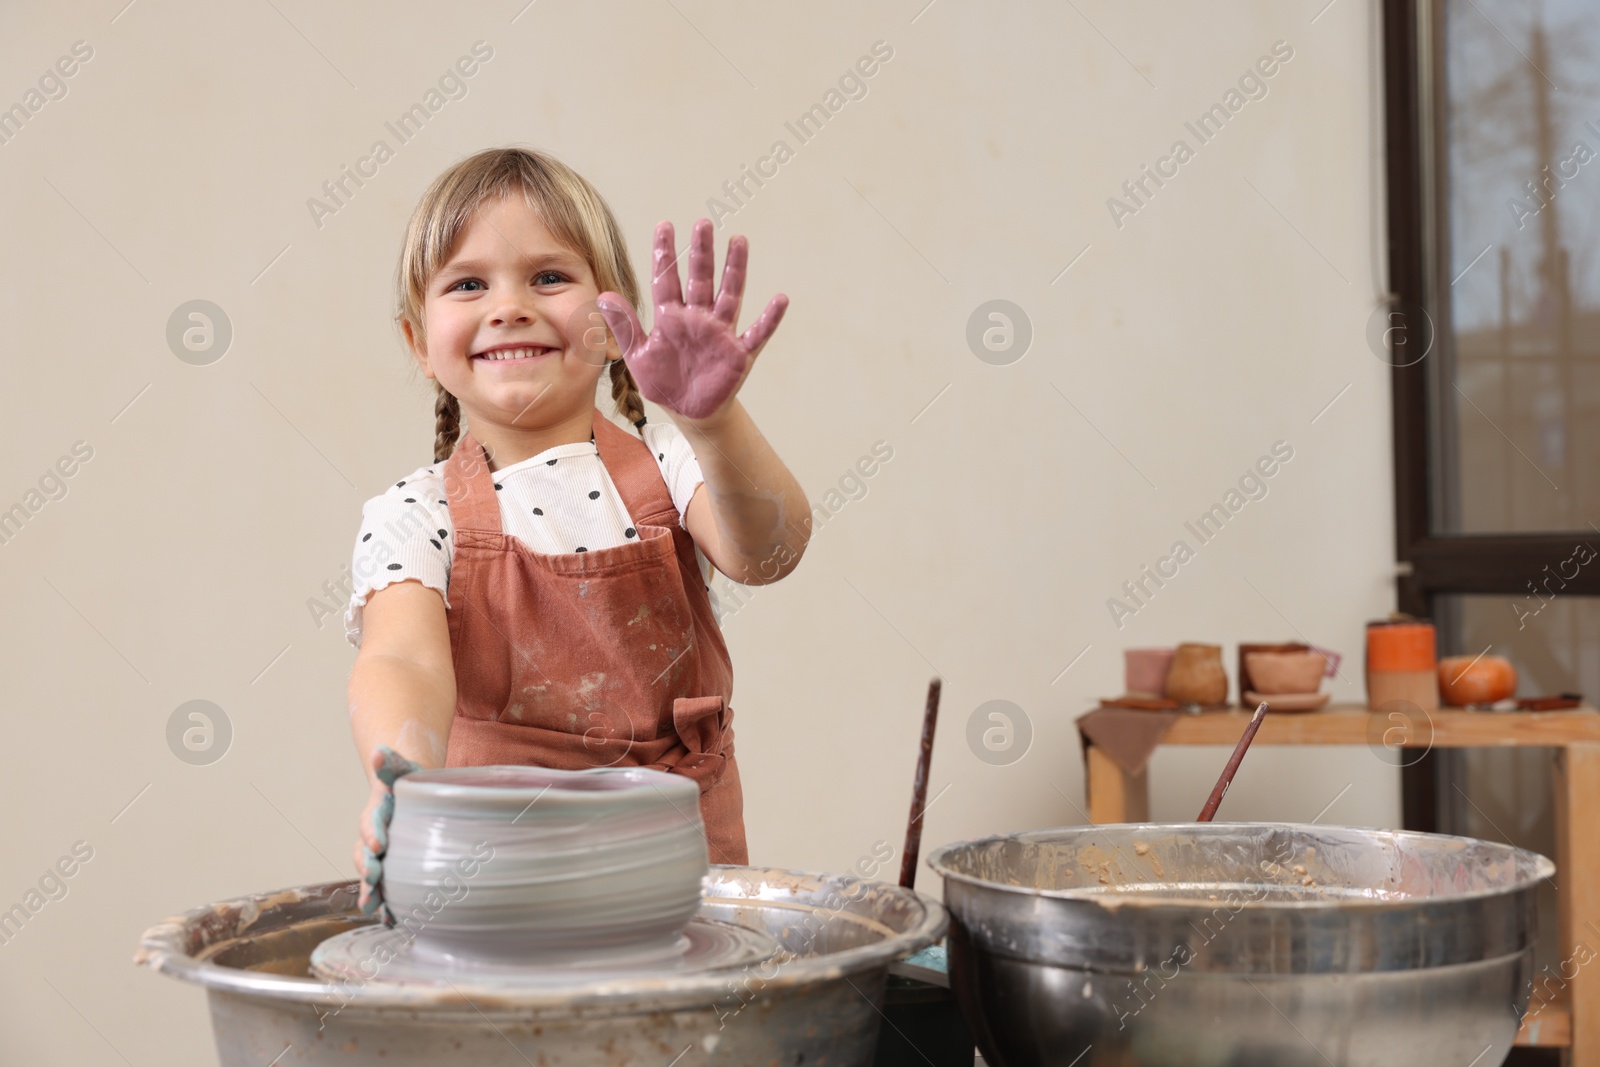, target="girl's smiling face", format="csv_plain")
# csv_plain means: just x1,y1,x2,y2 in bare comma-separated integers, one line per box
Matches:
406,193,614,437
